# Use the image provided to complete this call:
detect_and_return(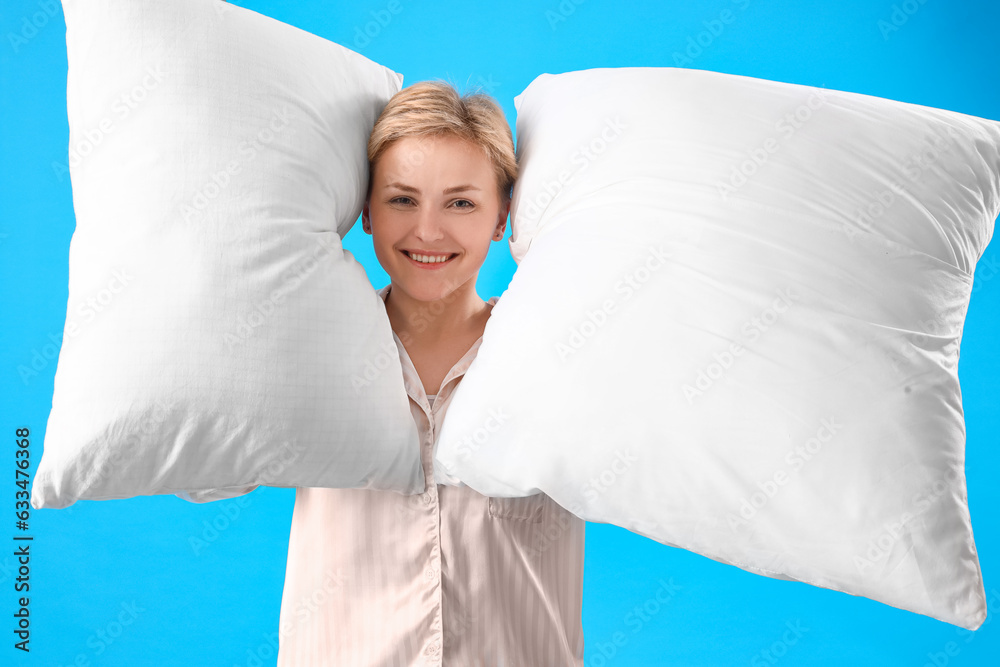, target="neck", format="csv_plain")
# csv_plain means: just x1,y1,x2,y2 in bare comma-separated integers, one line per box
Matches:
384,281,490,349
